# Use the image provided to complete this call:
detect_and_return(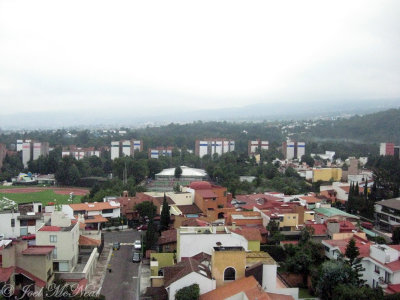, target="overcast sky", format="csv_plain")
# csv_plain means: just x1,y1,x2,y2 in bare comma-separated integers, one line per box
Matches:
0,0,399,116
